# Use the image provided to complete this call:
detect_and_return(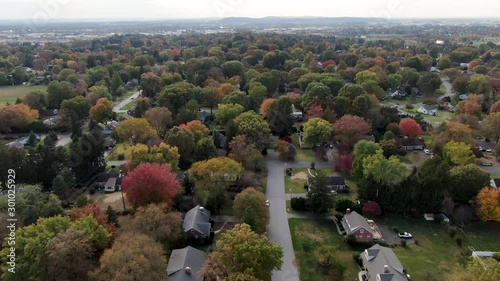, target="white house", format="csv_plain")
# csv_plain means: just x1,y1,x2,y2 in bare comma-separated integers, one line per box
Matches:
417,105,437,116
491,178,500,188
